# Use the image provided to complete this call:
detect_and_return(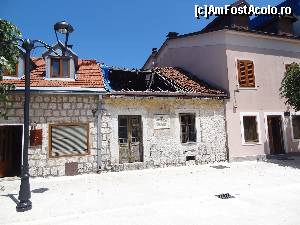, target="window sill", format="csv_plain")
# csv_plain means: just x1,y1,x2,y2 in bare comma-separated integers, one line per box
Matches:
48,152,90,158
45,77,75,81
242,142,262,146
238,87,258,90
181,142,197,145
